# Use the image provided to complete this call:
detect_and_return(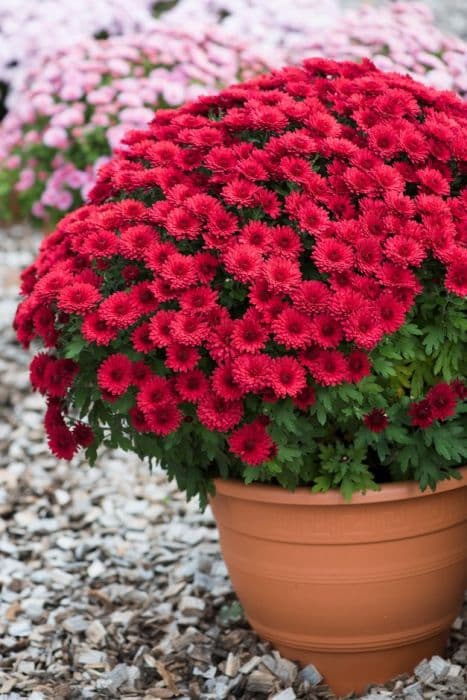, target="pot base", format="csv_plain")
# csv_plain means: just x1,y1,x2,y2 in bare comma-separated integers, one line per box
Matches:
272,630,449,696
